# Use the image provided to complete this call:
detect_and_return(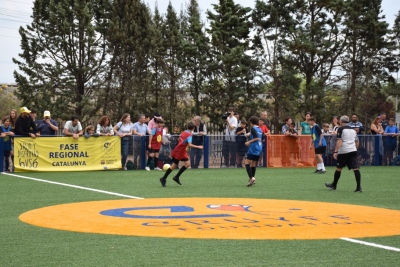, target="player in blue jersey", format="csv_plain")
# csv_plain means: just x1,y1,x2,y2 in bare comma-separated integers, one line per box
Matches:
244,116,263,187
